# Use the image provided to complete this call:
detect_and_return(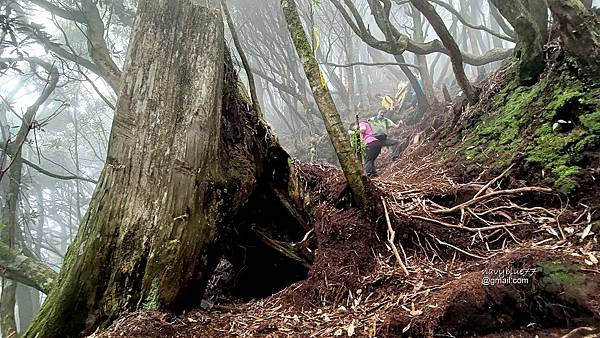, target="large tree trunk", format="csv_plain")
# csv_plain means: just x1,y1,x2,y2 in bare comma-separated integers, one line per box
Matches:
490,0,544,84
547,0,600,79
24,1,308,337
